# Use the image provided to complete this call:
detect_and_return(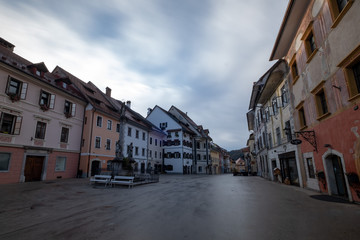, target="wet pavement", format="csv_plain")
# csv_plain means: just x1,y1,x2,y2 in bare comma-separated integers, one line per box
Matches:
0,174,360,240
